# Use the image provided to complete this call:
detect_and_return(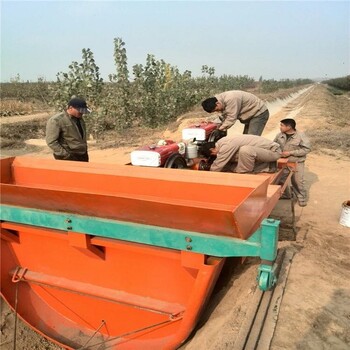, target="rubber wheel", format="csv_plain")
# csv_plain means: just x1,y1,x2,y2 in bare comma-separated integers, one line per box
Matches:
208,129,227,143
164,153,187,169
259,271,269,291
